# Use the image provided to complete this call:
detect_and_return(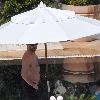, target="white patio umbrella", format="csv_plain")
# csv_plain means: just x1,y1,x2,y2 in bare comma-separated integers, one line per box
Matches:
0,1,100,95
0,2,100,44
